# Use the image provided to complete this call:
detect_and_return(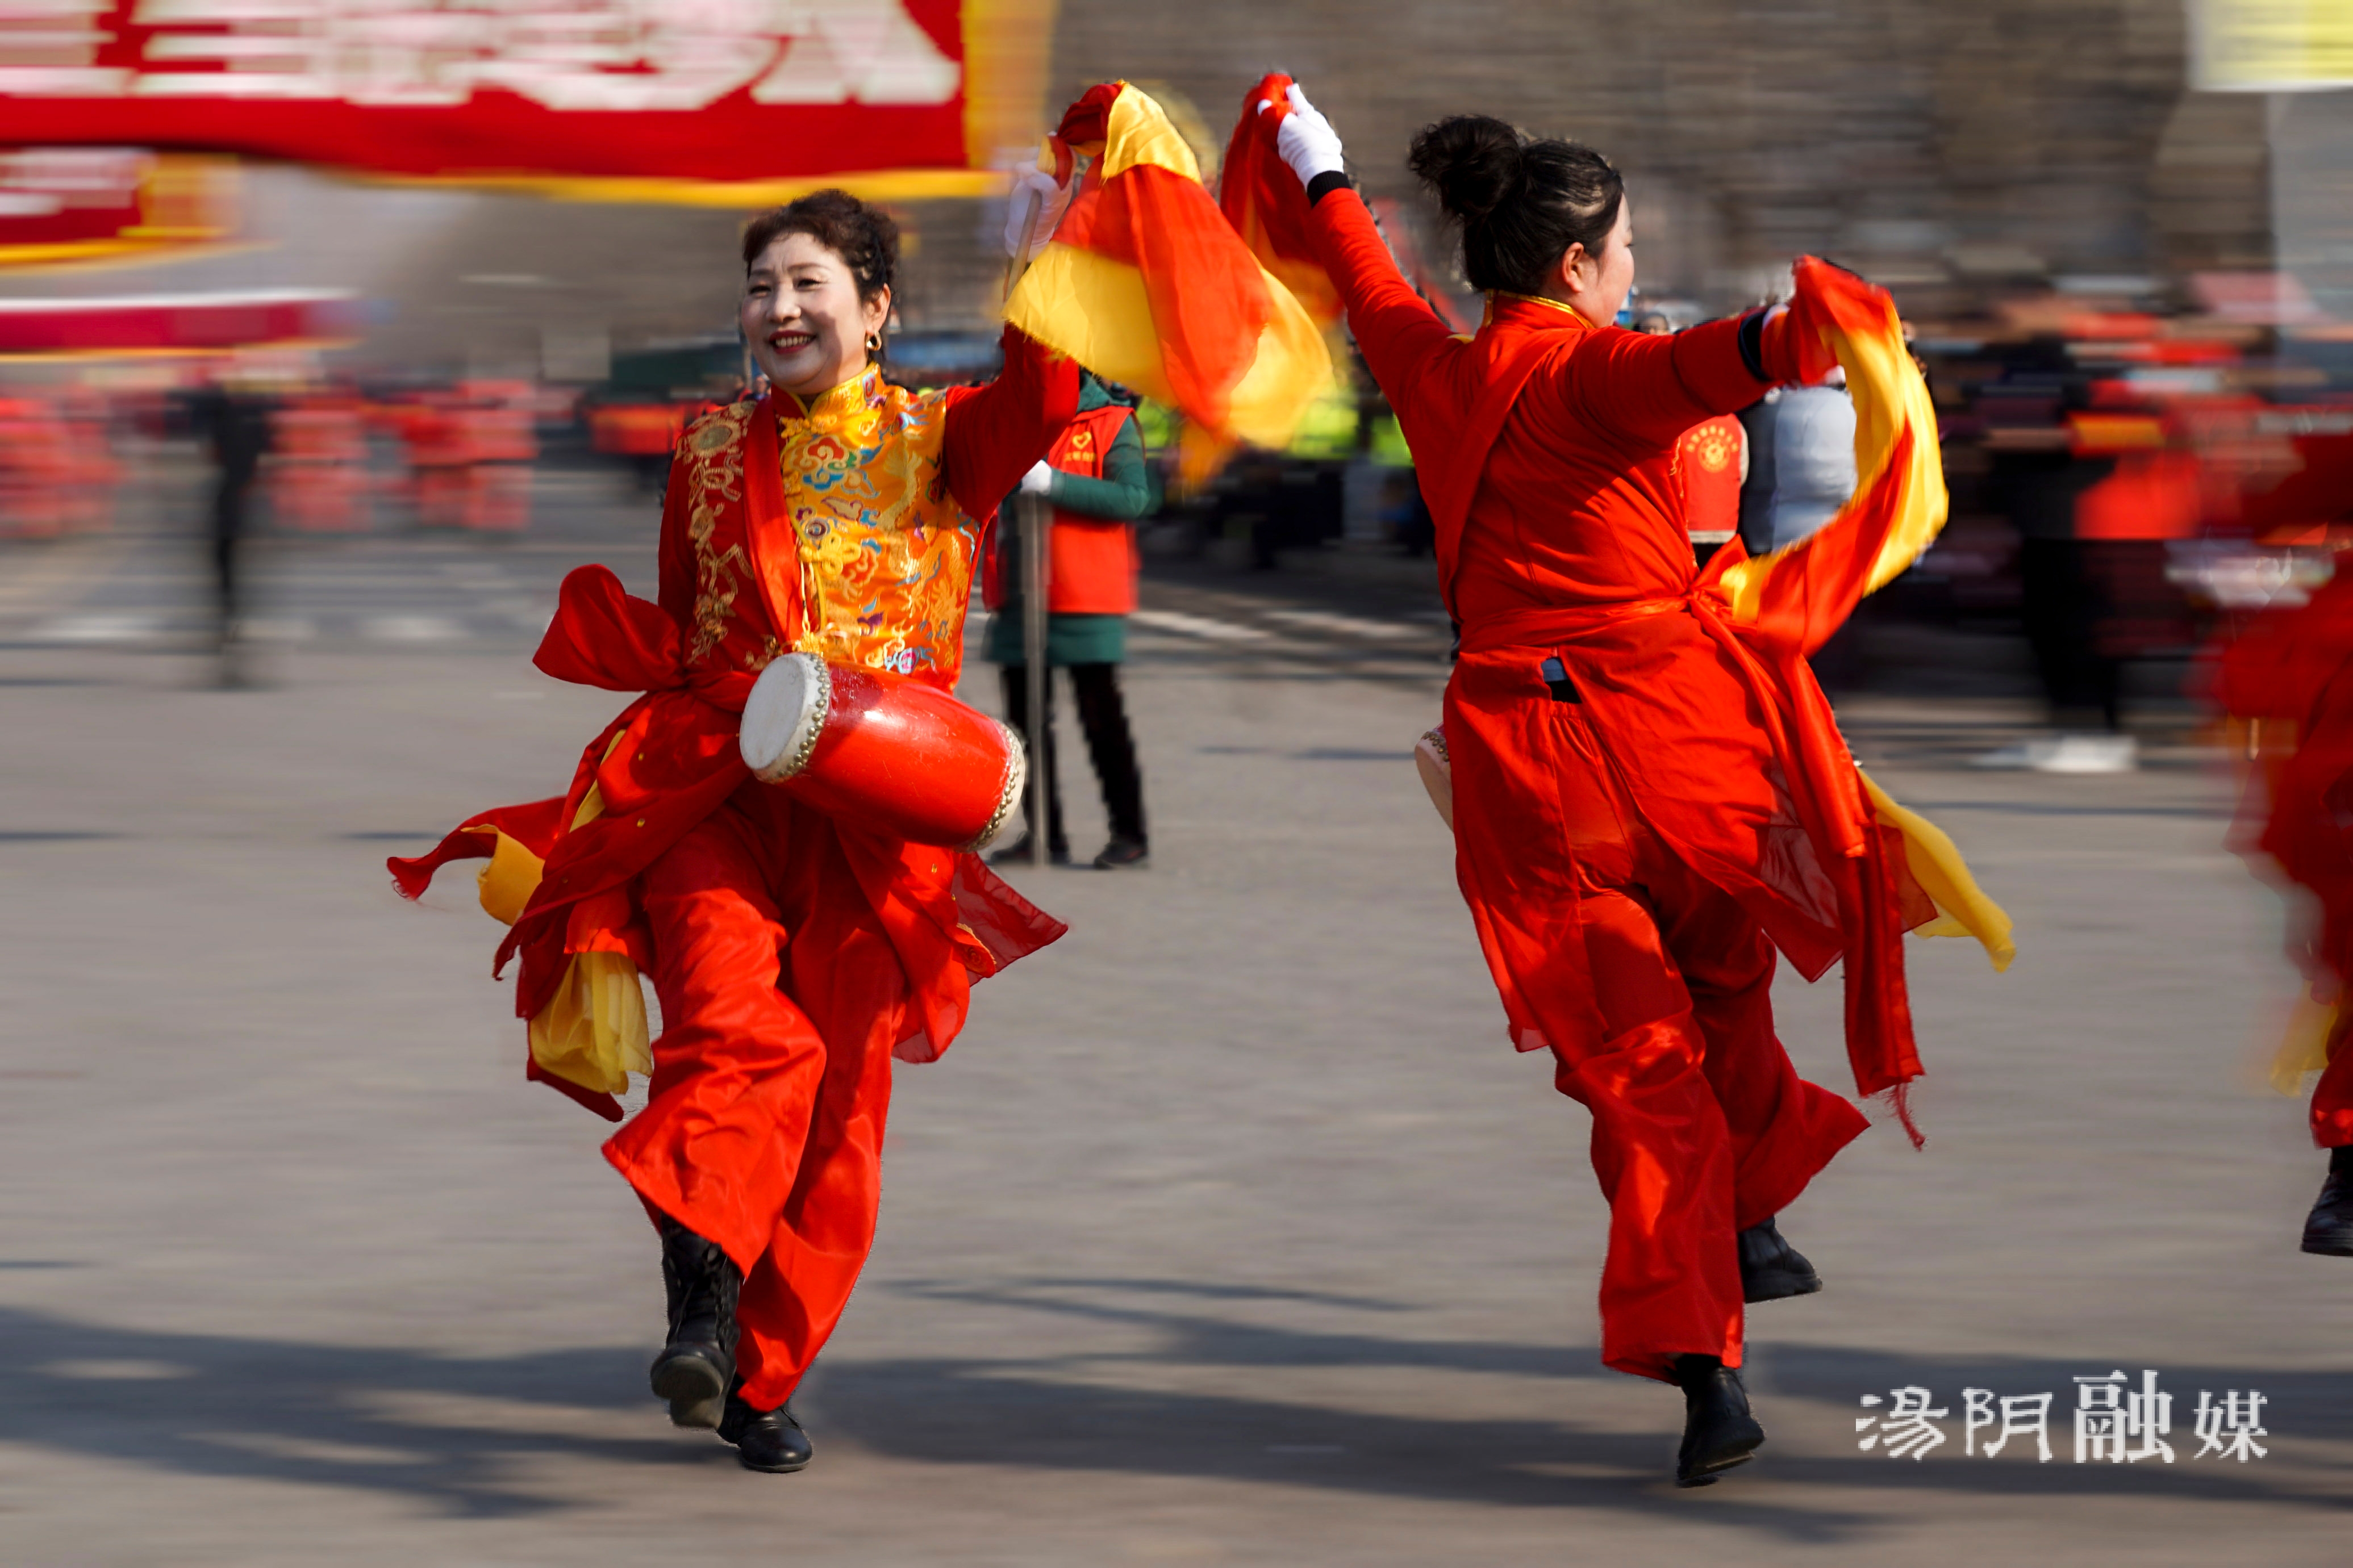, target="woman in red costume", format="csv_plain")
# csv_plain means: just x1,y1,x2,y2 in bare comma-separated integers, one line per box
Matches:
390,192,1076,1473
1271,91,1918,1486
2217,561,2353,1253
